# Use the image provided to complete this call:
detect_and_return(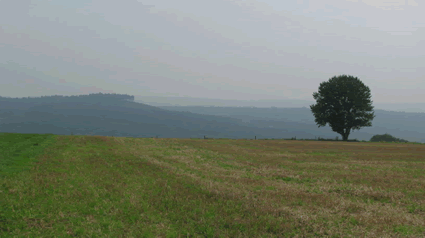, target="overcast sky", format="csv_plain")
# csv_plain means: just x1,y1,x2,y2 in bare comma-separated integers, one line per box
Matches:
1,0,424,106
